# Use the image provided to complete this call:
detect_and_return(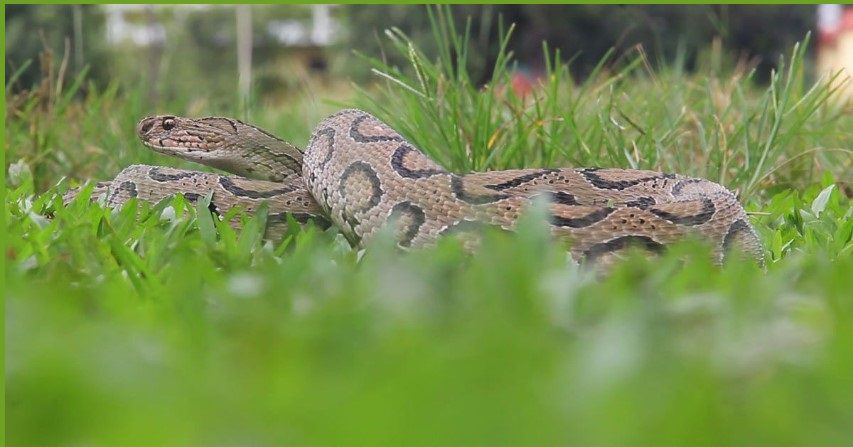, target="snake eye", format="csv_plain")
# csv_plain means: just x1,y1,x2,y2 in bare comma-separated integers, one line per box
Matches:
162,118,176,131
